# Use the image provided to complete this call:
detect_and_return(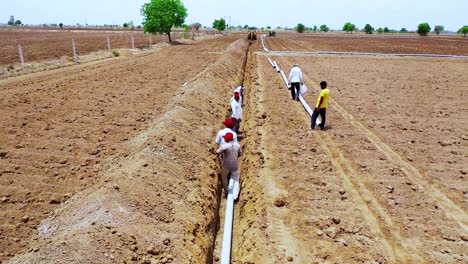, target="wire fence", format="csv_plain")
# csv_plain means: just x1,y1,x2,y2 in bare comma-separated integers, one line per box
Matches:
0,29,219,67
